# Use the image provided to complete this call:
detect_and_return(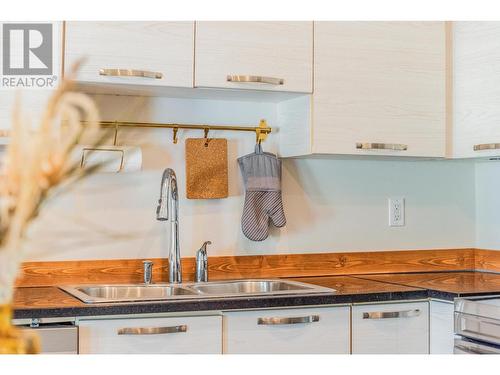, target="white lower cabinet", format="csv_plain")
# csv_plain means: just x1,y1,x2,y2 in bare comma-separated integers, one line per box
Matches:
352,301,429,354
430,300,455,354
75,300,444,354
222,306,351,354
78,315,222,354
